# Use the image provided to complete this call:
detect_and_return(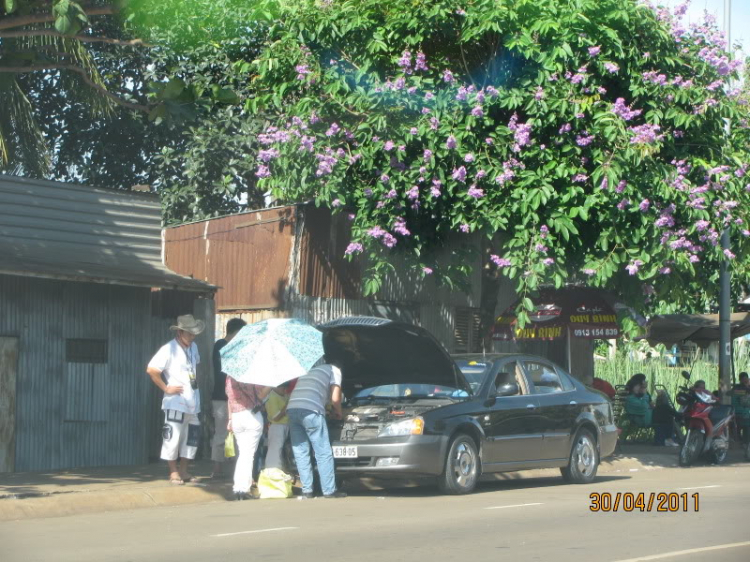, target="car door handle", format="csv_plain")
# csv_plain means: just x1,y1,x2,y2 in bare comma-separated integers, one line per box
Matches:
526,404,536,410
569,401,577,405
